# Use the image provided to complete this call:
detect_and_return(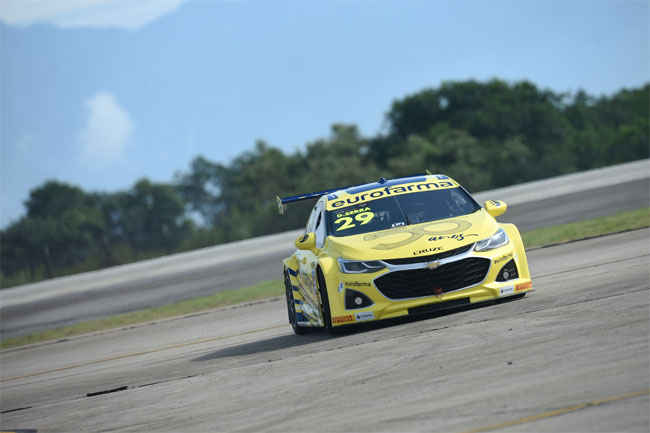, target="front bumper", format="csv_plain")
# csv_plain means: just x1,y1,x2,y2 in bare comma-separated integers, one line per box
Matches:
326,241,532,327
